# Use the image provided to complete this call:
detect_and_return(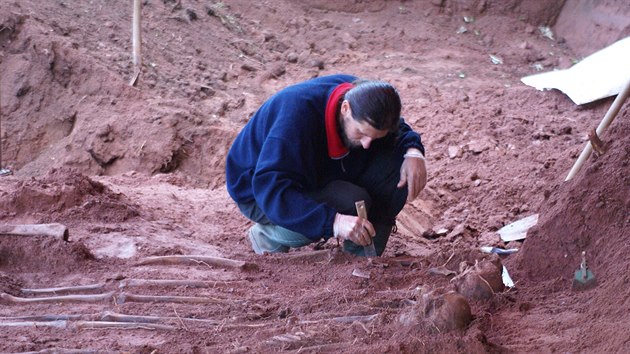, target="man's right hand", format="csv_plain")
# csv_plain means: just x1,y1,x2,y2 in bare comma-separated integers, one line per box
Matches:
333,213,375,246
